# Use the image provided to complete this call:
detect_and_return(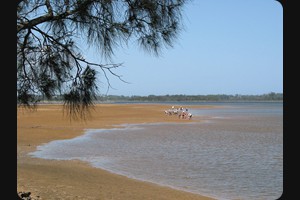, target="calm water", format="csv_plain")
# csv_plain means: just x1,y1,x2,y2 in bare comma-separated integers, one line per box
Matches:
29,102,283,200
